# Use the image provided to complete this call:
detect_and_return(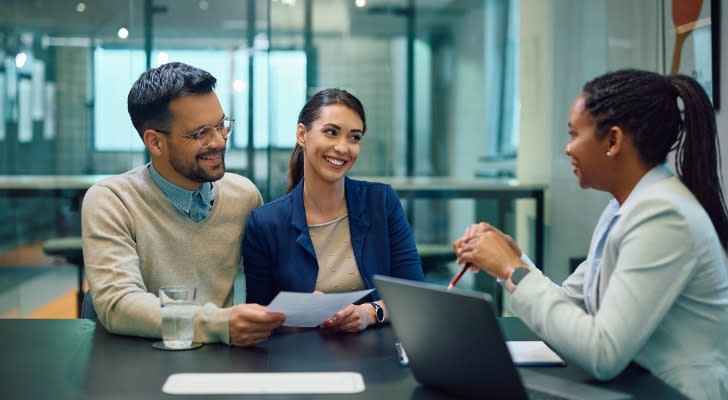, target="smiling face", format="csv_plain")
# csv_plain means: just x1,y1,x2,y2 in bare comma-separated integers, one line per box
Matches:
564,94,612,191
298,104,364,186
148,92,228,189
